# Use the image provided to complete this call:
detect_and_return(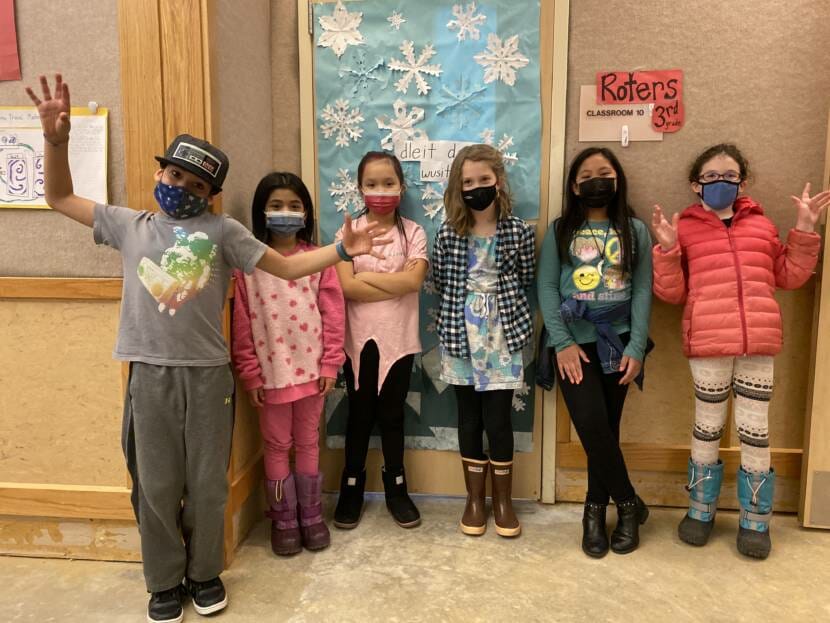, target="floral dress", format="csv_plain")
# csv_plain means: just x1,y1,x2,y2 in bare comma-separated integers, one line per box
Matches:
440,234,524,391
